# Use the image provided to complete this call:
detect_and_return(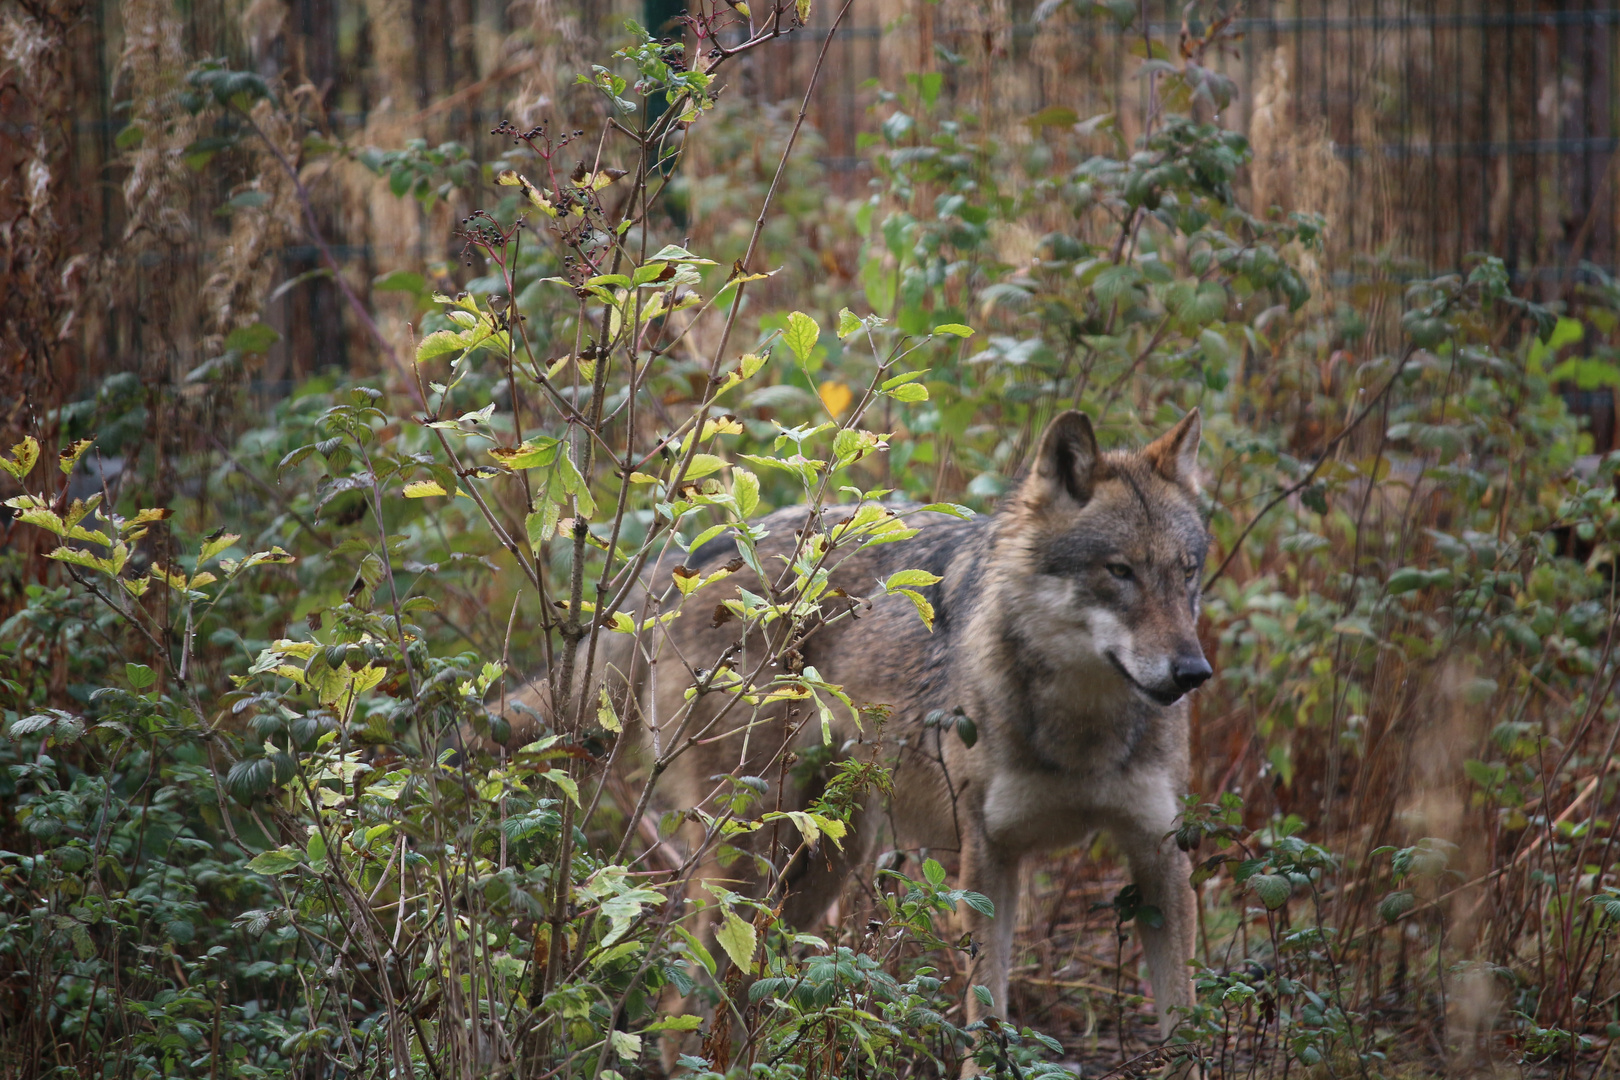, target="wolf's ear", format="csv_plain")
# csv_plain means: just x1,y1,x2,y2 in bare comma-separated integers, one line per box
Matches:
1143,408,1202,491
1023,410,1099,509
